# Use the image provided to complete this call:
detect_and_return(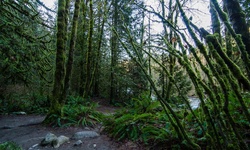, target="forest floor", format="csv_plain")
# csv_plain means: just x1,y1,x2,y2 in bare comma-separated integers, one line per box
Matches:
0,99,141,150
